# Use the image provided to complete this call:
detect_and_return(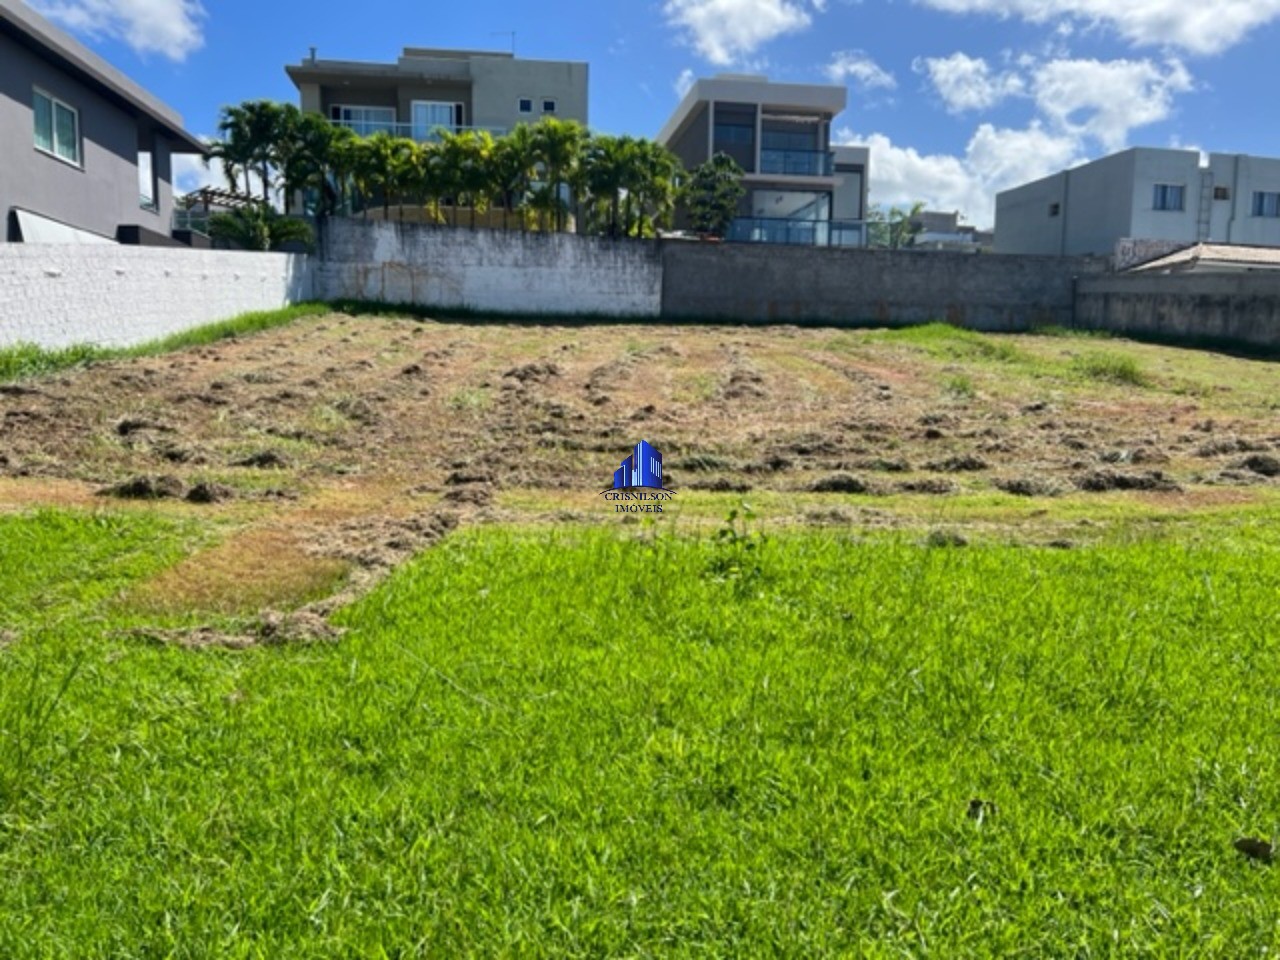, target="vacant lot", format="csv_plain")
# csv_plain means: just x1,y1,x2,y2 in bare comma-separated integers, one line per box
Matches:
2,311,1279,955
